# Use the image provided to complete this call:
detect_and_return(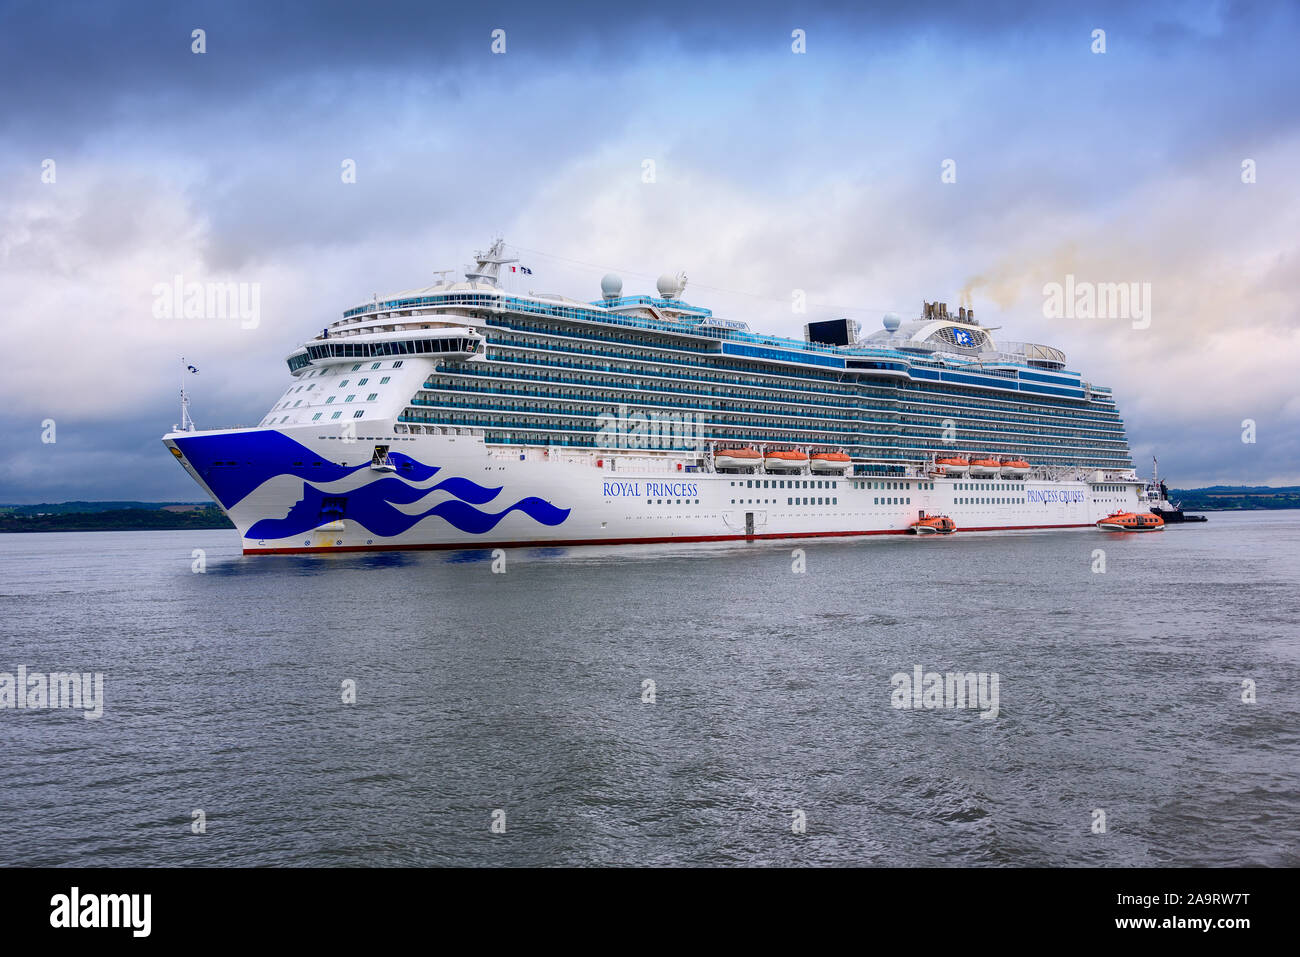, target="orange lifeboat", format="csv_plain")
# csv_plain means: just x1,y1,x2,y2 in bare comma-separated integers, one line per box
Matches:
764,449,809,472
909,515,956,535
969,457,1001,477
810,451,852,473
1000,458,1031,478
714,447,761,471
1096,511,1165,532
935,457,969,476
